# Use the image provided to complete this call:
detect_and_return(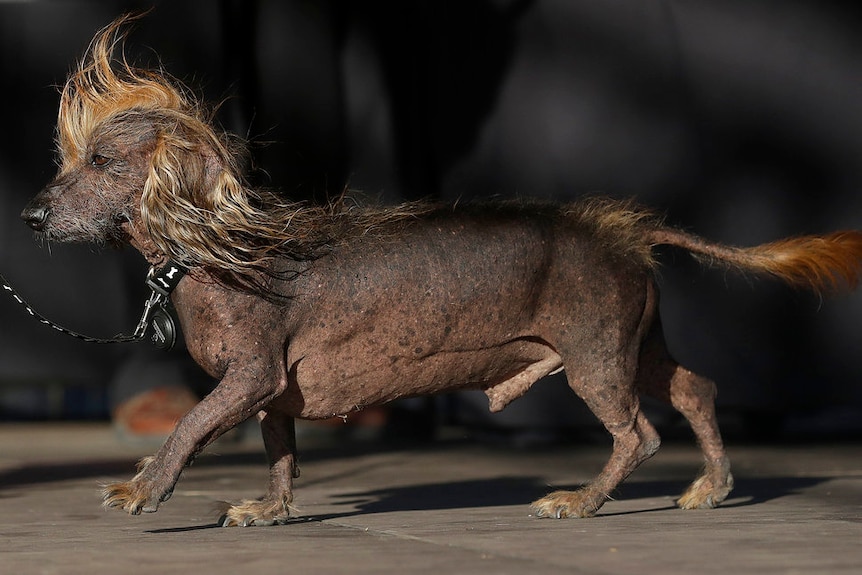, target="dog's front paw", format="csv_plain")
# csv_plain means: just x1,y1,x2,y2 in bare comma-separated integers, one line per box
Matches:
531,488,605,519
102,456,172,515
217,497,294,527
103,480,156,514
